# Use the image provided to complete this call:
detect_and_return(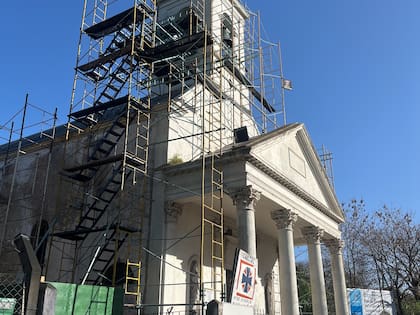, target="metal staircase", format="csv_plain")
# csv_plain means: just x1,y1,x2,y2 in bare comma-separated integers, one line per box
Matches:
54,1,157,297
82,224,138,285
